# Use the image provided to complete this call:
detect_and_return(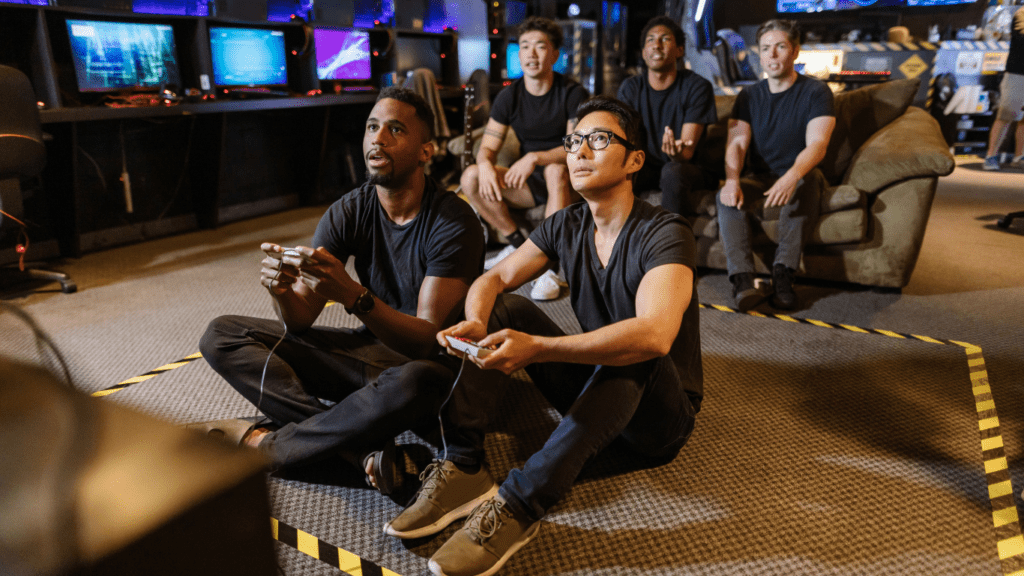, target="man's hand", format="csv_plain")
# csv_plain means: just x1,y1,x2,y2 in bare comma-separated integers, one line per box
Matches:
260,243,303,295
503,153,537,191
473,329,542,375
437,320,489,355
282,246,360,304
477,161,504,203
763,174,799,208
719,180,744,209
661,127,693,162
